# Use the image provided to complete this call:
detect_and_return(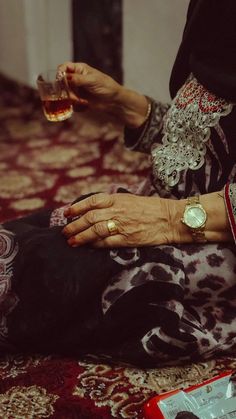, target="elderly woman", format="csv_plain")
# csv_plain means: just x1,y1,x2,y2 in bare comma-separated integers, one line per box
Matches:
1,0,236,366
